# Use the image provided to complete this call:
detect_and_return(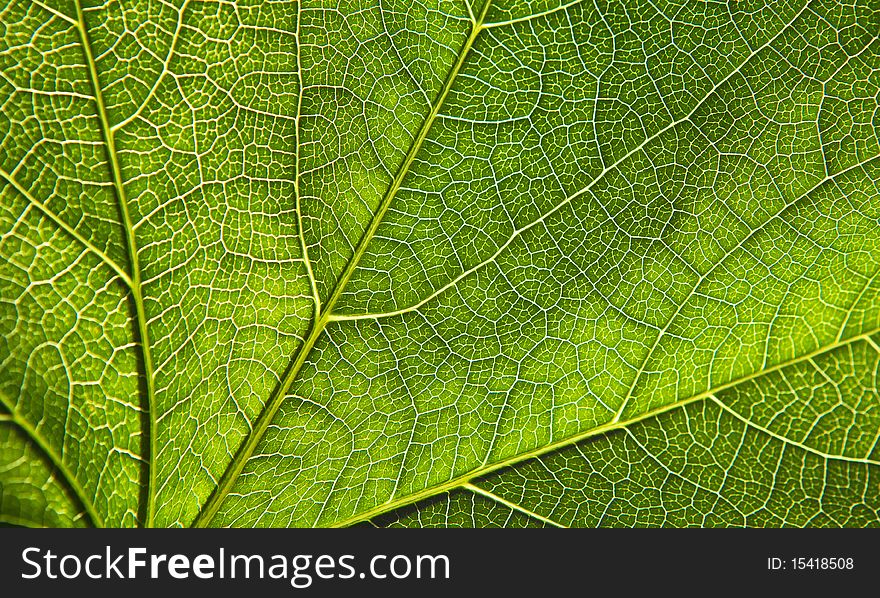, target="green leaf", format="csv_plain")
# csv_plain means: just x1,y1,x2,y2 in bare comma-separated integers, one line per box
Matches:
1,0,878,528
374,335,880,527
